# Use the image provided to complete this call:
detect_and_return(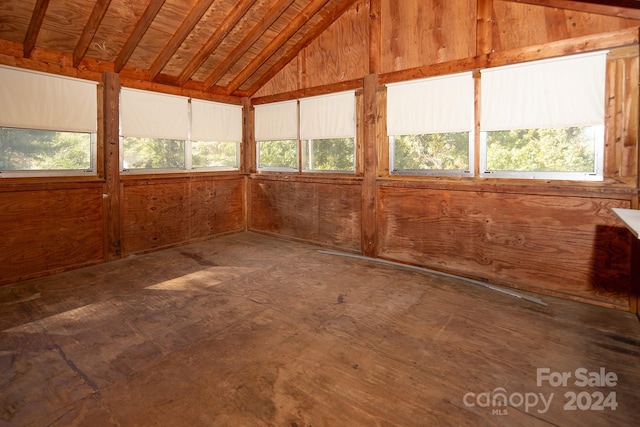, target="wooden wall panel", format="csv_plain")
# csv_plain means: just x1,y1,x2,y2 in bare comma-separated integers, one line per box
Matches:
378,186,632,309
492,1,640,52
0,186,104,285
380,0,476,73
303,1,368,88
253,56,300,98
122,177,243,255
250,177,361,251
